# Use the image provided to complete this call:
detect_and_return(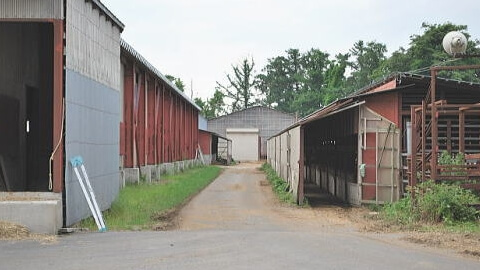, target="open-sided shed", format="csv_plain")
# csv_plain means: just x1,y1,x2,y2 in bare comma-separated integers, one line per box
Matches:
268,72,480,205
